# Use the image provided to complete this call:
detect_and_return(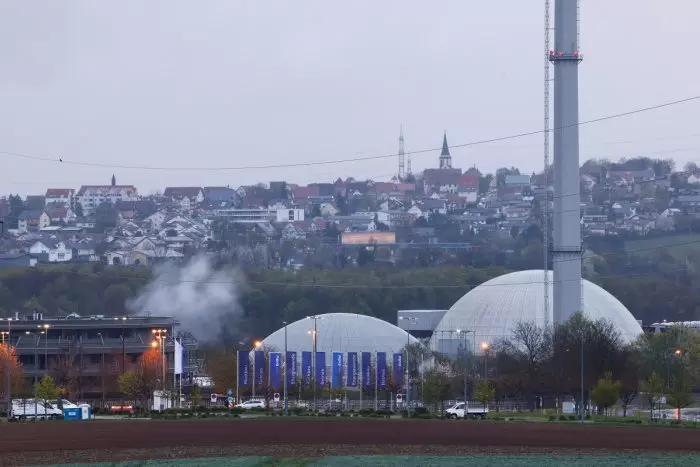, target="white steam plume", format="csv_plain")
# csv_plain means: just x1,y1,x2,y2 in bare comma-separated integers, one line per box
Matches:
127,255,246,342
